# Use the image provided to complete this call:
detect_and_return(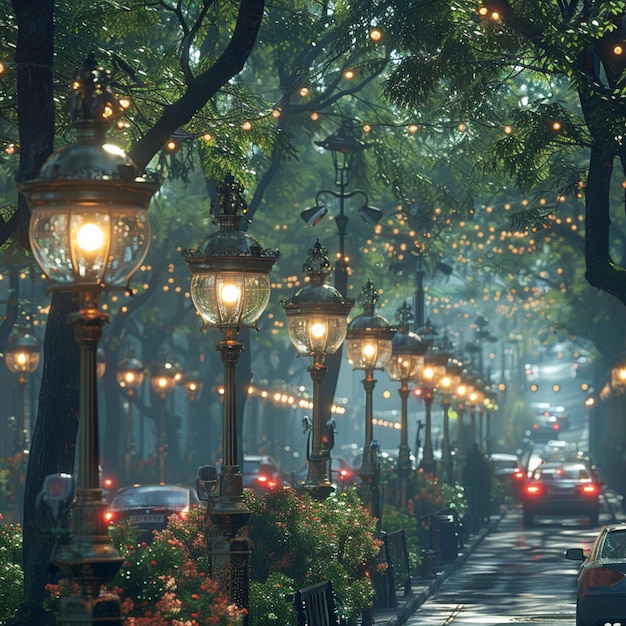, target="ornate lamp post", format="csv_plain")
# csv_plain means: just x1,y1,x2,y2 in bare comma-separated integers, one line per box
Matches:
439,358,463,484
345,280,394,521
19,58,159,623
5,325,41,455
117,350,144,483
183,176,278,615
385,302,426,506
183,371,203,481
418,333,449,475
282,240,353,500
149,362,177,484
